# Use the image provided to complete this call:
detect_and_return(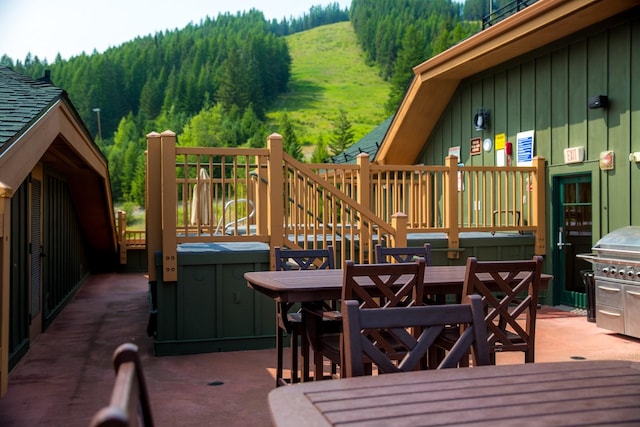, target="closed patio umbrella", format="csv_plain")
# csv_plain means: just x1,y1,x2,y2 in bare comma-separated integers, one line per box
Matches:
190,167,211,227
